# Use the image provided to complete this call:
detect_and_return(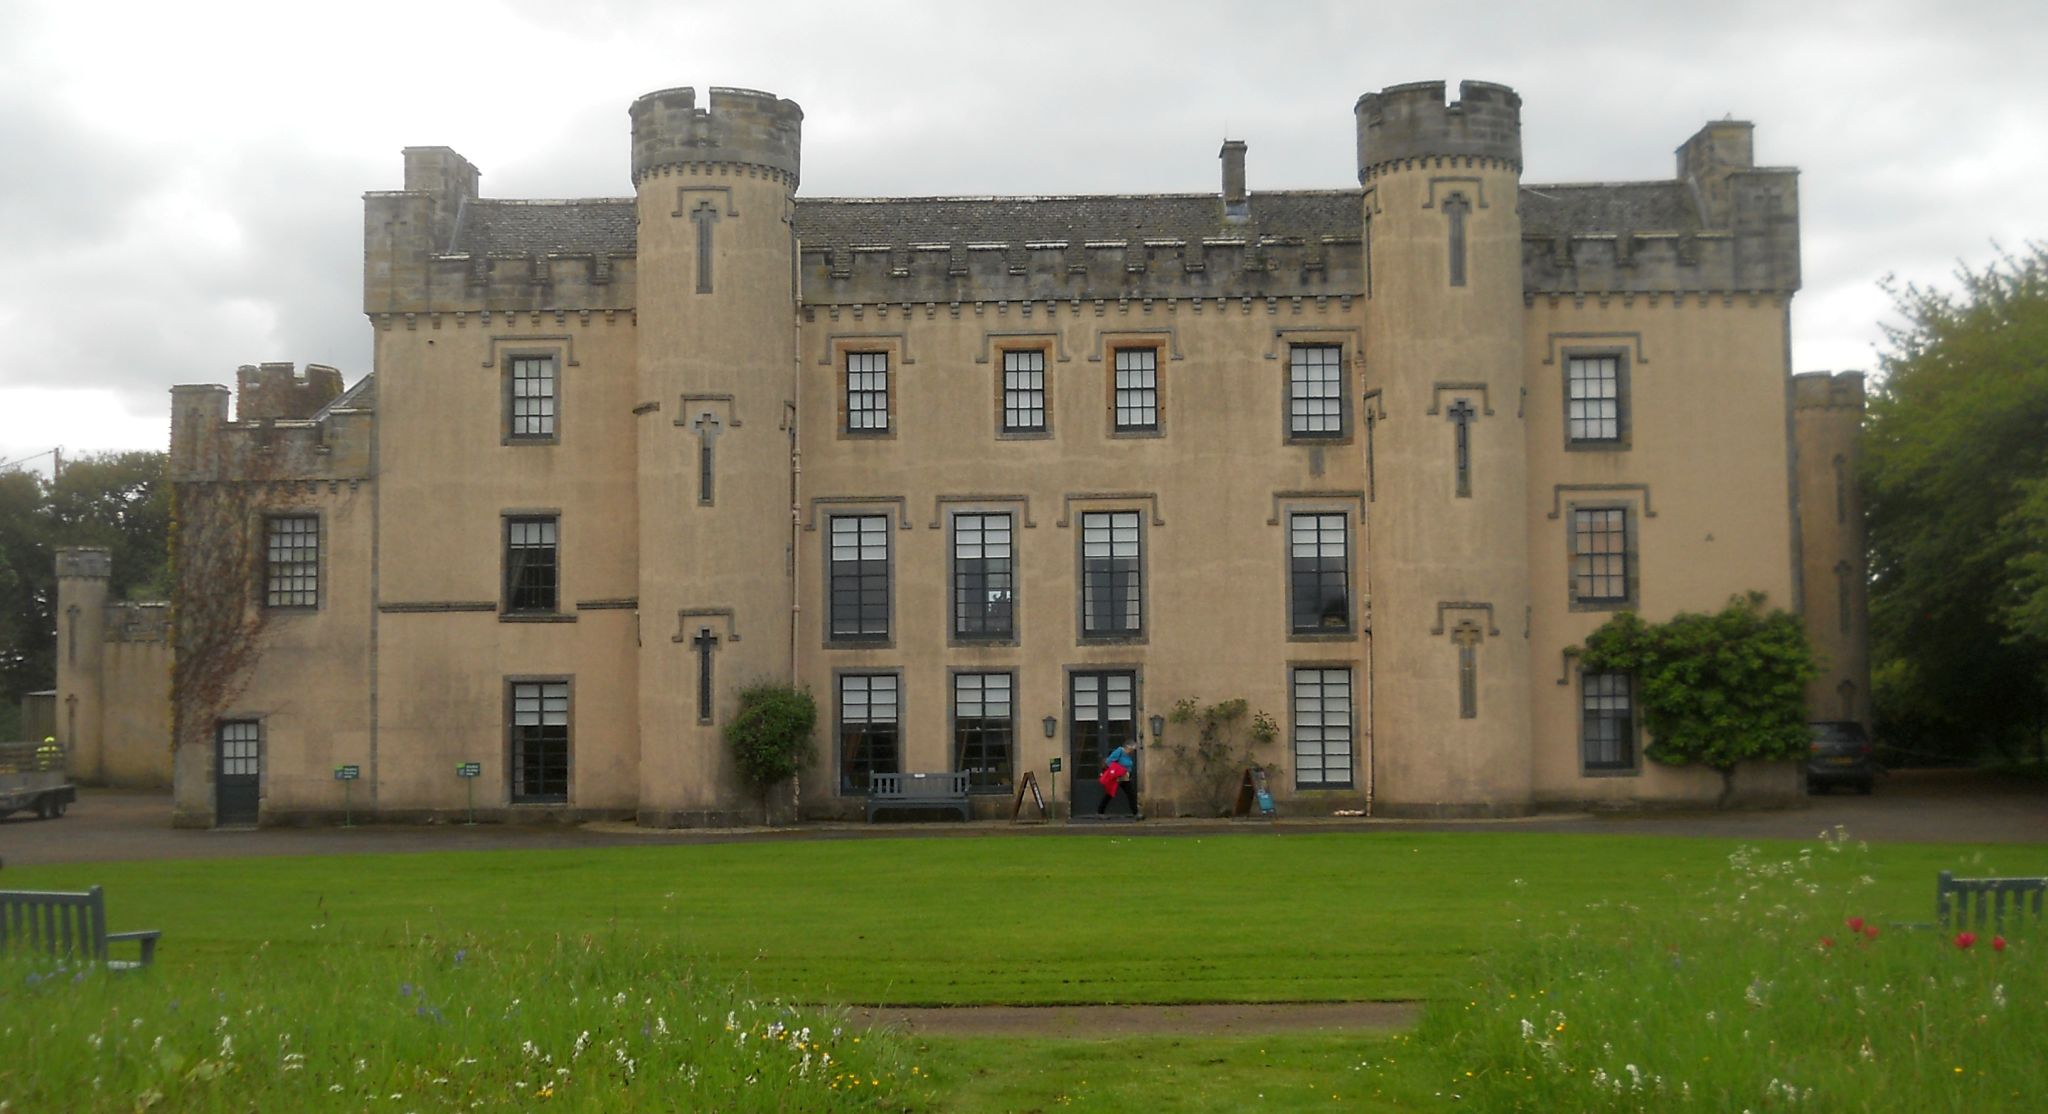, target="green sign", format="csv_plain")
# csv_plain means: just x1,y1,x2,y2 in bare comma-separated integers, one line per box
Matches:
456,762,482,778
1049,757,1062,773
333,765,360,781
